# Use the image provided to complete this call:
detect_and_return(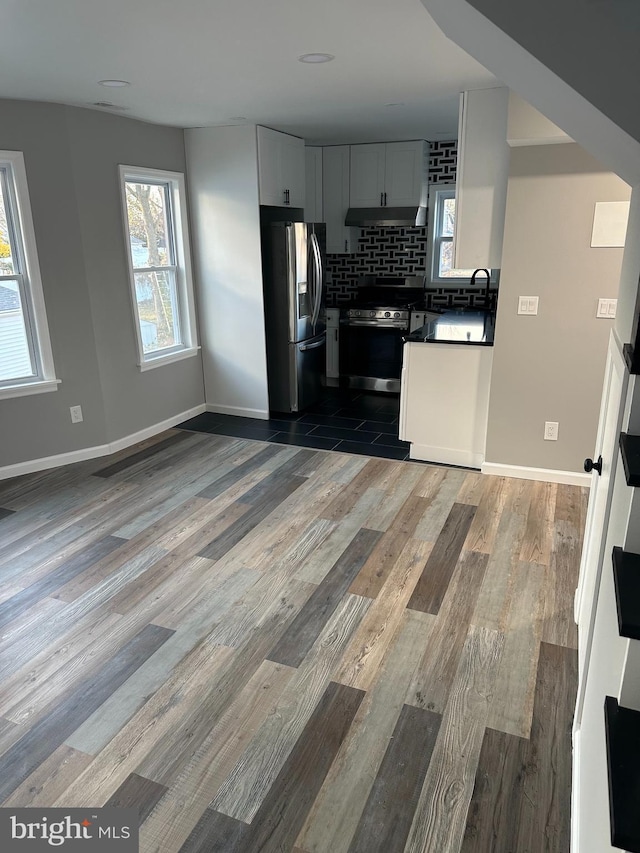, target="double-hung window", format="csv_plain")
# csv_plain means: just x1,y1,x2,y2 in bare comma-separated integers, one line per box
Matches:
428,185,478,284
0,151,57,398
120,166,198,369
